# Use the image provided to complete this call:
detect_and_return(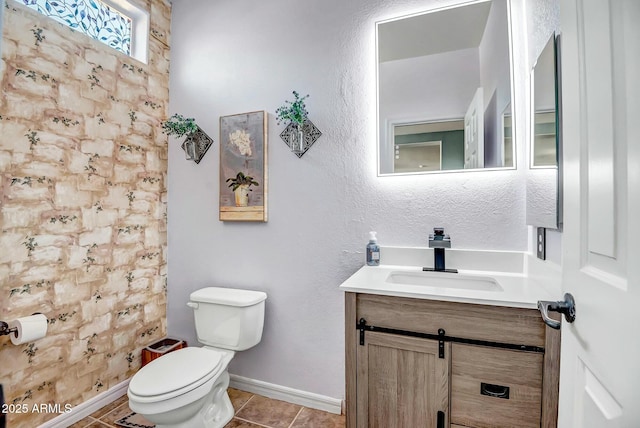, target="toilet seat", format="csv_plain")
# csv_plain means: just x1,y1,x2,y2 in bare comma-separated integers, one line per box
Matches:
129,347,223,403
